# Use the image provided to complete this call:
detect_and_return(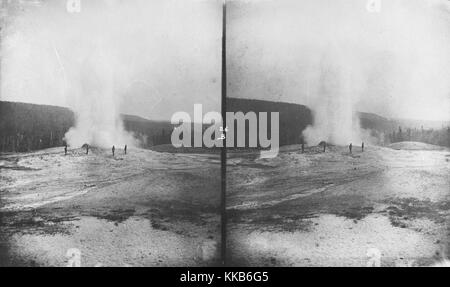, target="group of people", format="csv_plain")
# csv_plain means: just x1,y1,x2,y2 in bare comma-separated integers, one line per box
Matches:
112,145,127,156
300,142,365,153
64,144,128,156
349,142,365,153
